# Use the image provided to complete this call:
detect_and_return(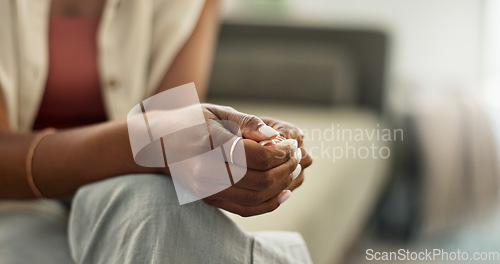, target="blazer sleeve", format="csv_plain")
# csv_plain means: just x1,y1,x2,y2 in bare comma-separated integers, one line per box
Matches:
146,0,206,97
